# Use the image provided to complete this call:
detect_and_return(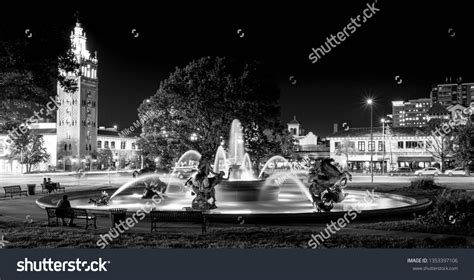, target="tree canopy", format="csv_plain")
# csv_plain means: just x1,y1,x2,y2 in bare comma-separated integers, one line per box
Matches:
138,57,294,168
8,129,50,173
0,24,78,127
